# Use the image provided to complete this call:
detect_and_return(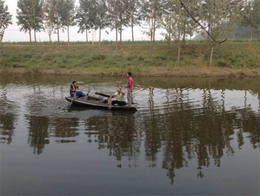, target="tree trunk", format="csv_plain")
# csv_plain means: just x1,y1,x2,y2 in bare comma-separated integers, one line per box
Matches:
91,29,94,45
150,30,153,54
153,20,156,44
120,30,122,45
29,30,32,44
57,17,60,42
182,21,186,44
249,27,253,48
209,46,214,66
120,25,122,45
177,2,181,64
150,18,155,54
57,27,60,42
207,22,211,46
67,25,70,44
0,29,5,42
177,45,181,64
131,13,134,43
115,26,118,51
34,30,37,43
168,32,171,48
99,28,101,49
86,28,88,43
49,33,52,42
